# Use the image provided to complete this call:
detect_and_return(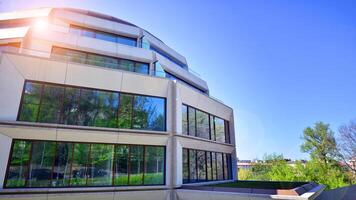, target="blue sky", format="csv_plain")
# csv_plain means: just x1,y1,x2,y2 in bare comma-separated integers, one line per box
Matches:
1,0,355,160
